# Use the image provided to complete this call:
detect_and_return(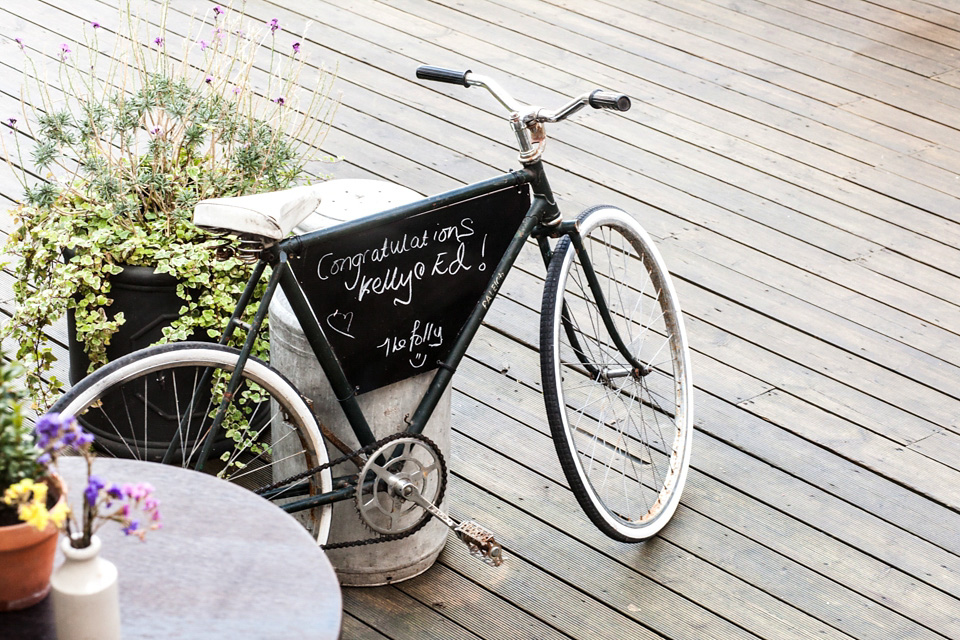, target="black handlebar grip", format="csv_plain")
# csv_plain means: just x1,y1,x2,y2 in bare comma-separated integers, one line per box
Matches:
588,90,632,112
416,65,472,87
